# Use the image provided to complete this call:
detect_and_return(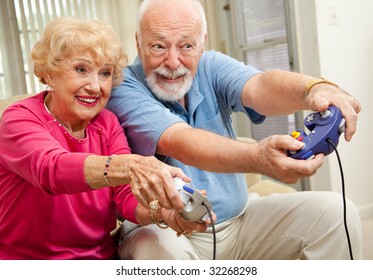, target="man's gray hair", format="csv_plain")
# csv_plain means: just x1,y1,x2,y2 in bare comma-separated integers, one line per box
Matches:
137,0,207,44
